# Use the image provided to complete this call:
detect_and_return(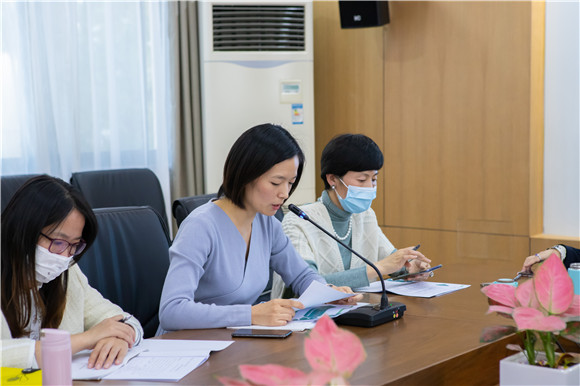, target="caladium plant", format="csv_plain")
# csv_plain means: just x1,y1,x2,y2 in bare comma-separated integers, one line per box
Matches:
481,254,580,368
218,315,366,385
